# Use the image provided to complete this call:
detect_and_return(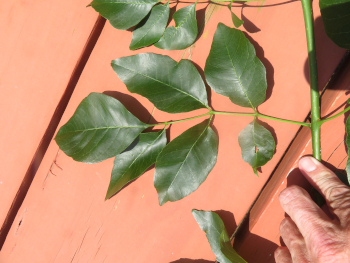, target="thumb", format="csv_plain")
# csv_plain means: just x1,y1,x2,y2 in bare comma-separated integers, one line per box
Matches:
299,157,350,225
